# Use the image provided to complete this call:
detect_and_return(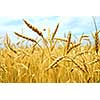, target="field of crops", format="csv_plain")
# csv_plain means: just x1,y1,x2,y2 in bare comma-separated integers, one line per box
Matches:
0,18,100,83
